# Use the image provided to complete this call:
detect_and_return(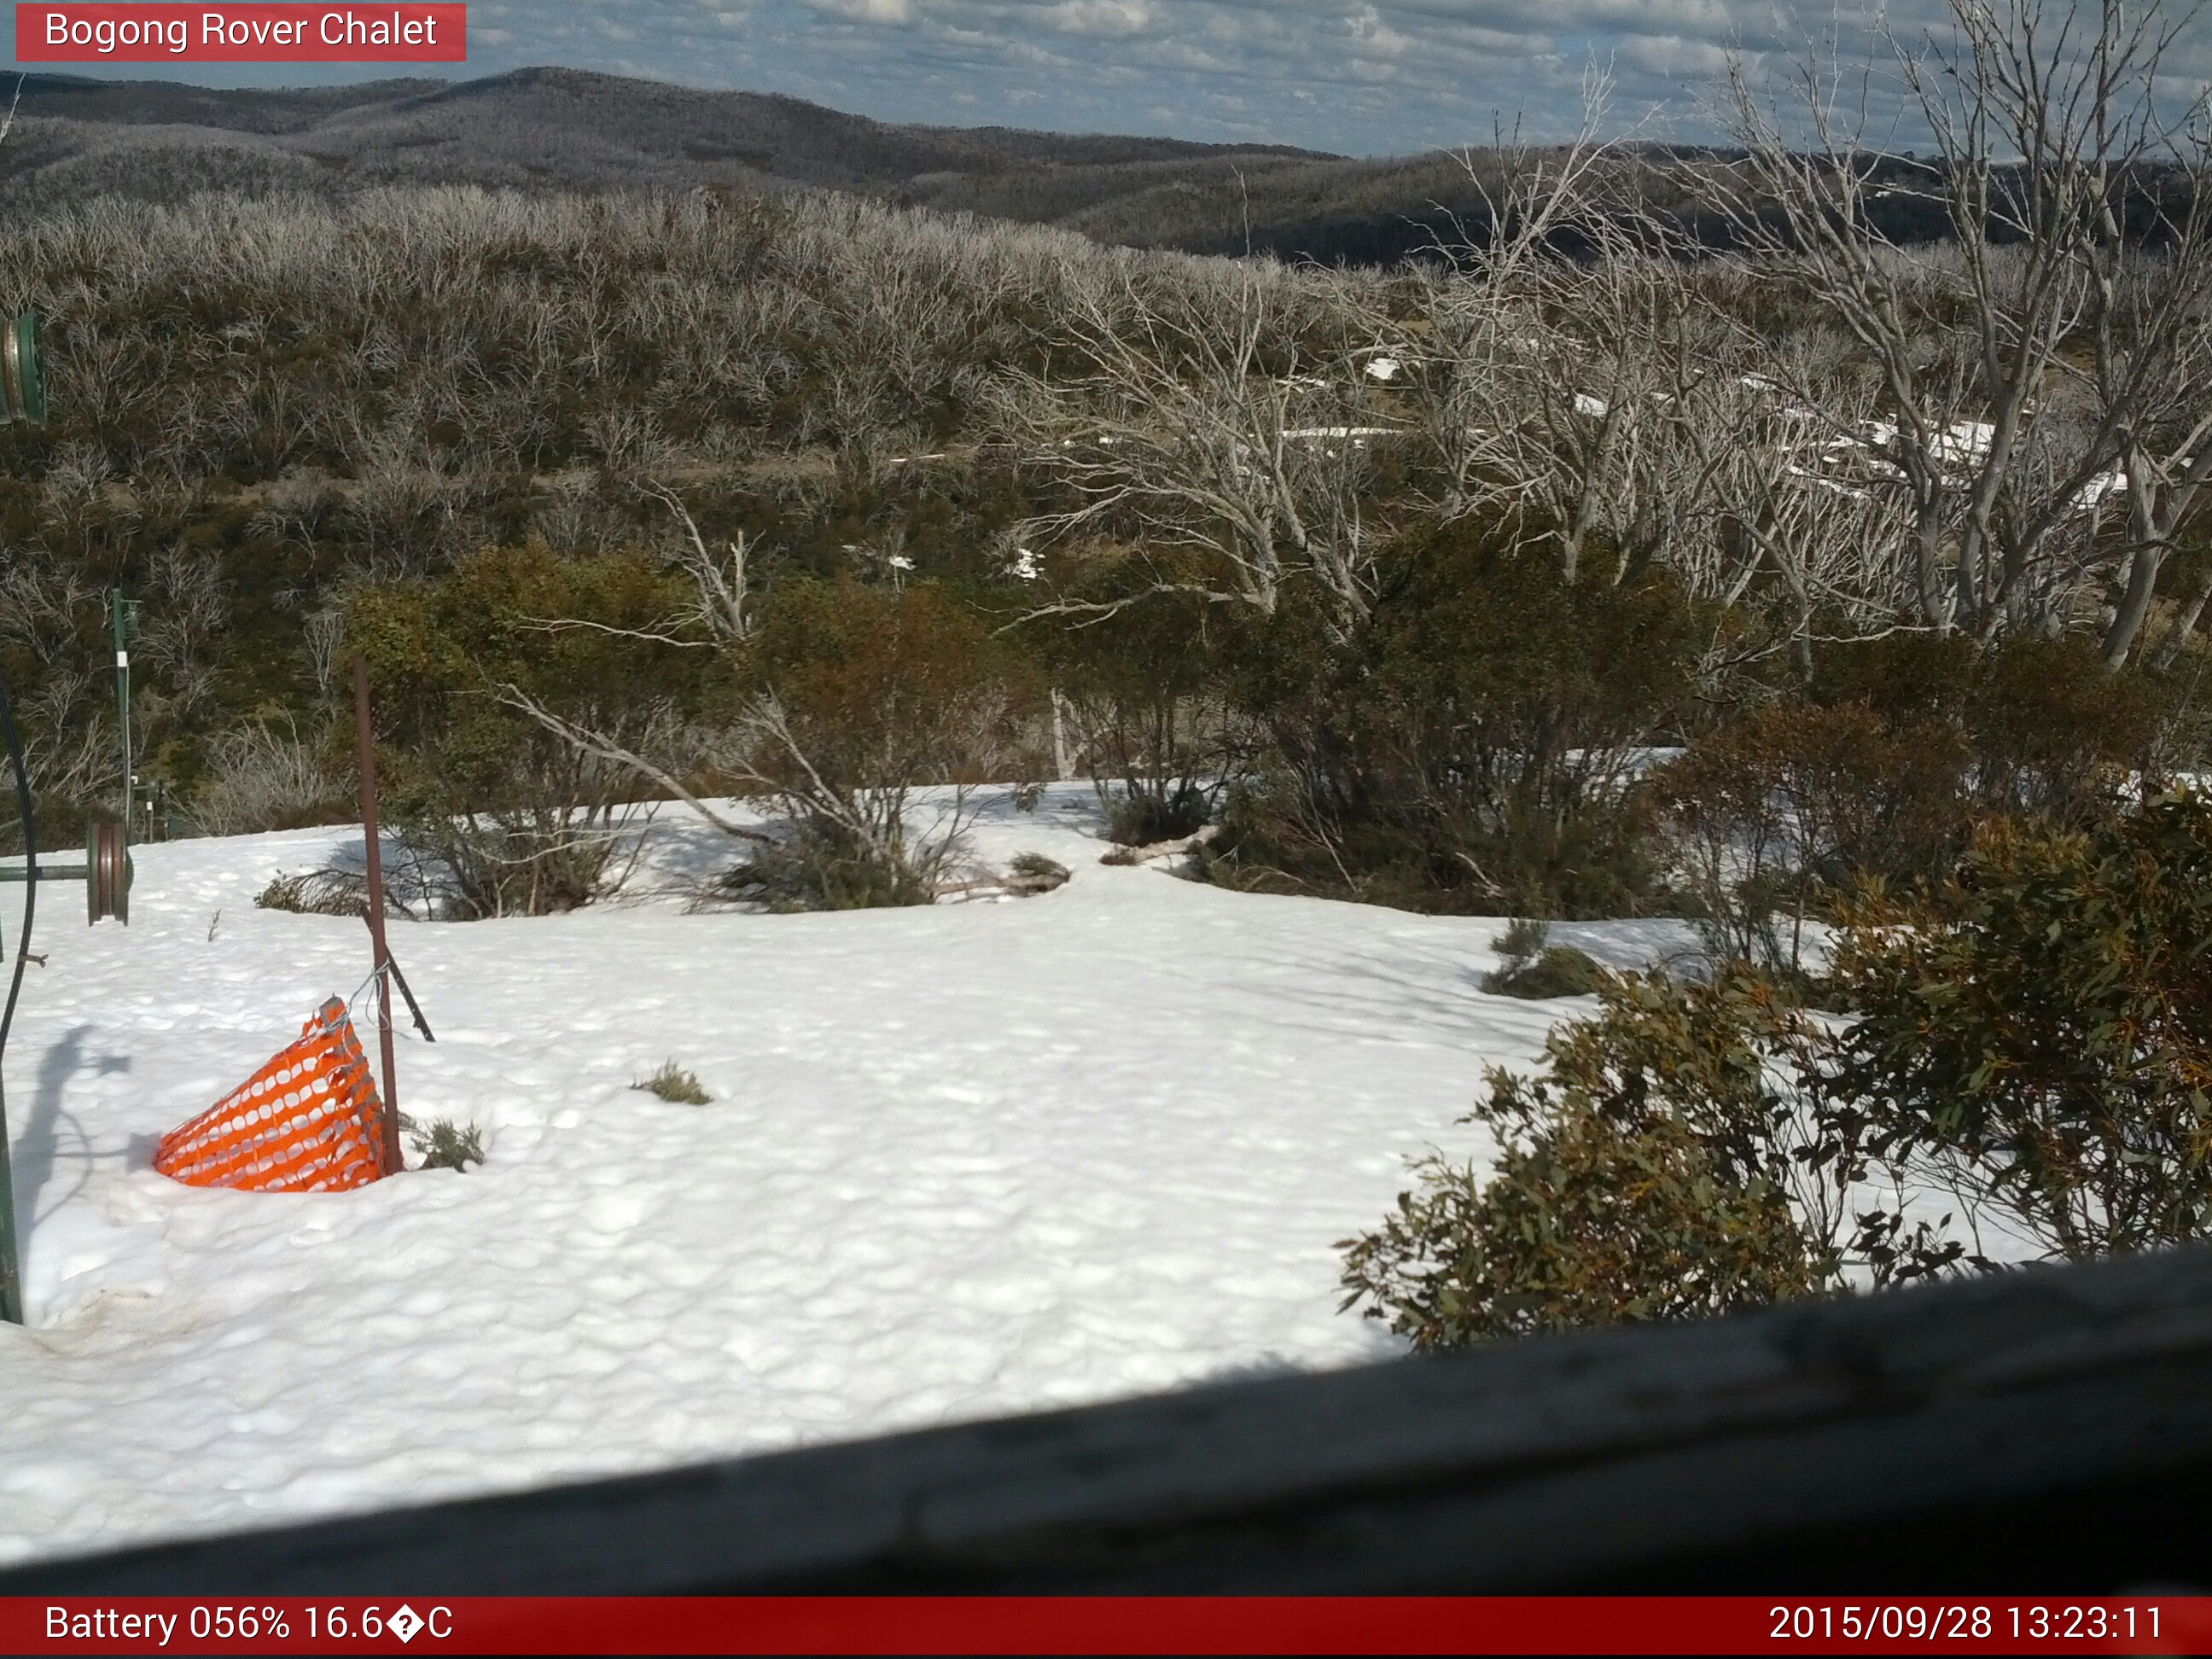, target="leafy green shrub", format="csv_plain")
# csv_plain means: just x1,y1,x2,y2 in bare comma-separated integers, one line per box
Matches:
633,1062,710,1105
1807,632,2165,826
1824,790,2212,1260
349,542,702,919
720,576,1024,907
716,818,941,911
1649,700,1970,972
1344,793,2212,1354
1481,919,1607,998
1340,969,1851,1349
1208,520,1697,916
1031,577,1237,847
